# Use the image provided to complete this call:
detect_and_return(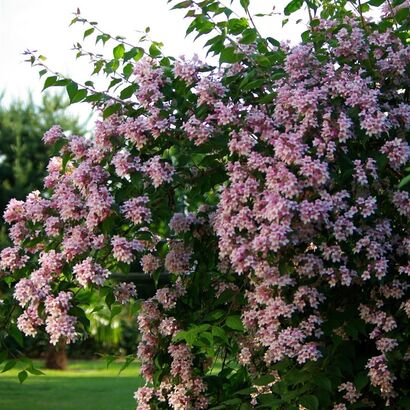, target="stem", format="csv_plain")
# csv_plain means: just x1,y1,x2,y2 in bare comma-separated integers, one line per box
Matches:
72,44,134,86
74,12,143,52
25,50,132,107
